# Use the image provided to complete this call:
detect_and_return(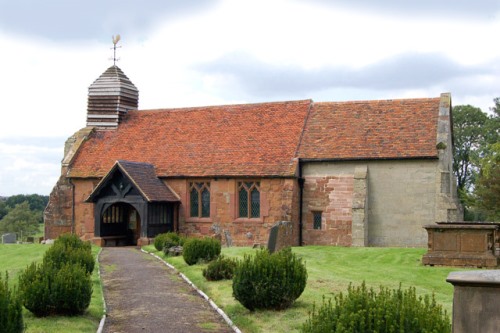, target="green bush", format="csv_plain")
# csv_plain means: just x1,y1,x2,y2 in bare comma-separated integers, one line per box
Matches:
203,255,238,281
301,282,451,333
182,237,221,265
43,233,94,274
232,248,307,311
18,233,94,317
18,262,92,317
155,232,184,252
0,272,24,333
